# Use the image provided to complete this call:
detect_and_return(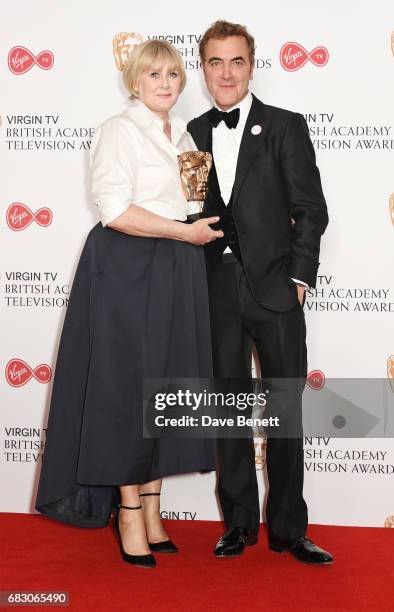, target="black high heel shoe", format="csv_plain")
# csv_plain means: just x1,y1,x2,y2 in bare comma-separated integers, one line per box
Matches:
115,504,156,568
140,492,178,553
